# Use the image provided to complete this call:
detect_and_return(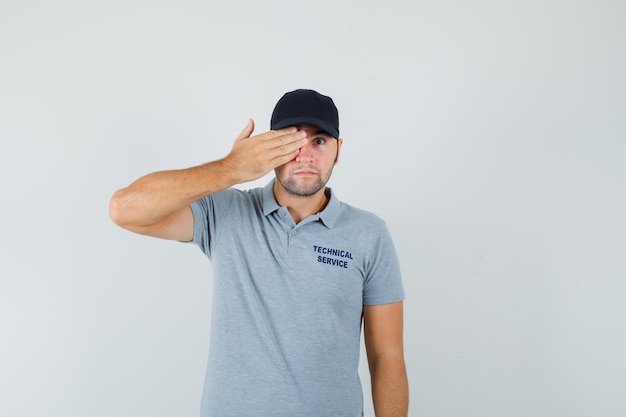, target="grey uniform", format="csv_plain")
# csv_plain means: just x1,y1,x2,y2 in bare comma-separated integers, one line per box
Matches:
189,180,404,417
